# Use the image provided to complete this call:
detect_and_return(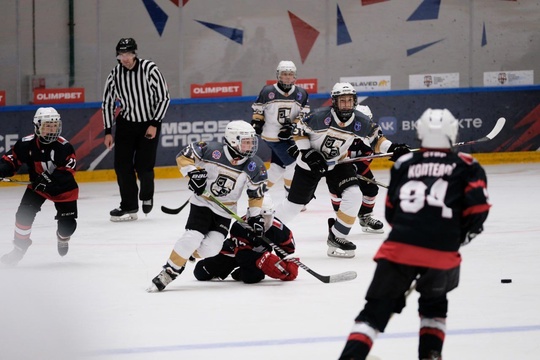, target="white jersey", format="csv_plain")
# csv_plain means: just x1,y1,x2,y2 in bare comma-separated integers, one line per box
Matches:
176,141,267,218
294,107,383,171
252,84,310,142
